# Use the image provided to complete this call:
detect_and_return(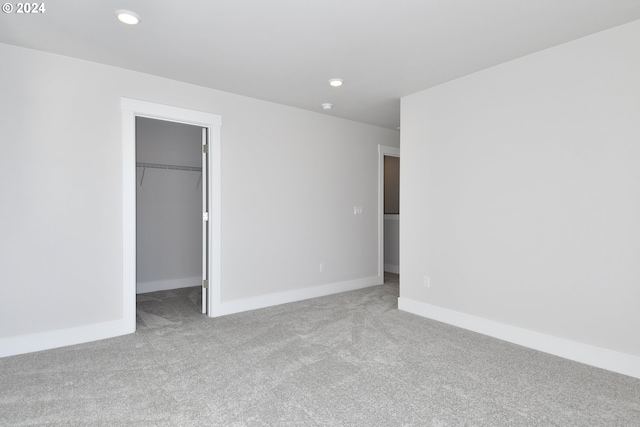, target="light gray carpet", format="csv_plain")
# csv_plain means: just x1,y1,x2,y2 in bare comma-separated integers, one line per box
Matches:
1,273,639,426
